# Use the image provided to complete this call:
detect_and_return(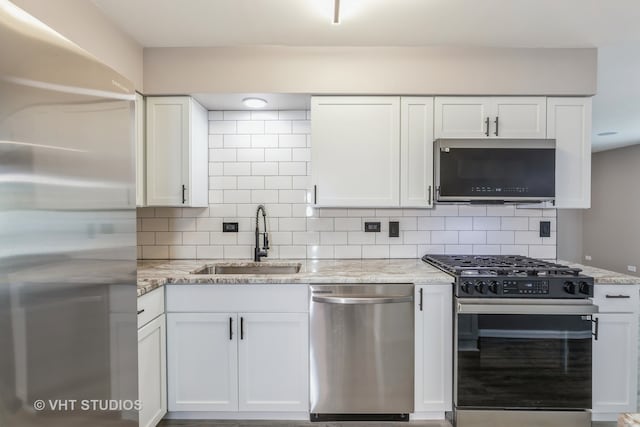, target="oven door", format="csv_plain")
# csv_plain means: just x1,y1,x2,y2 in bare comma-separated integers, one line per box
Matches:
455,299,597,410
